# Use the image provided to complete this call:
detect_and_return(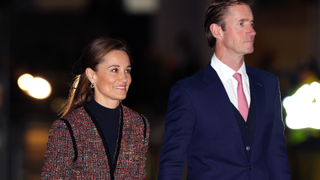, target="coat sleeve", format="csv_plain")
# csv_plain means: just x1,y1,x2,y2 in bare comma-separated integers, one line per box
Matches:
158,82,196,180
138,115,150,179
267,77,291,180
41,120,75,179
